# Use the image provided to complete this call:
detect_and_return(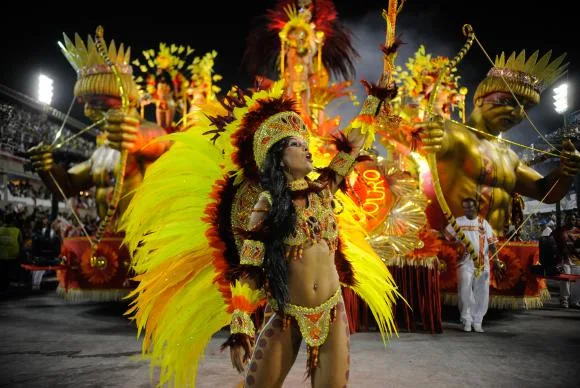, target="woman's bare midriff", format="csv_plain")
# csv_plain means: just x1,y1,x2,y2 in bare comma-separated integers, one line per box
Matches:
286,240,340,307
